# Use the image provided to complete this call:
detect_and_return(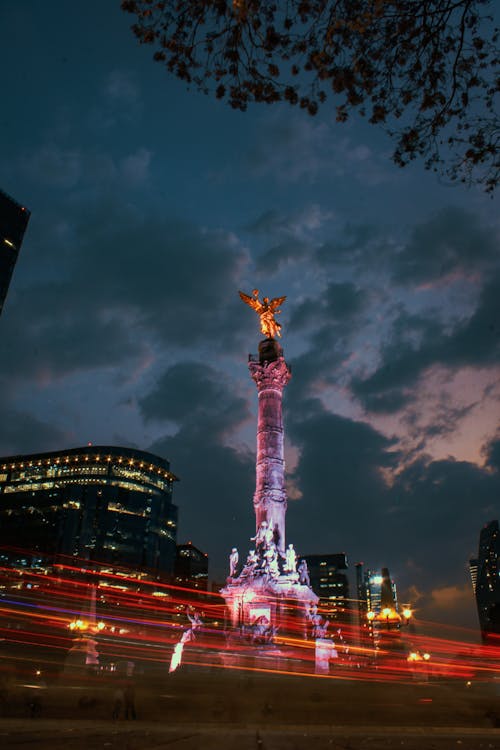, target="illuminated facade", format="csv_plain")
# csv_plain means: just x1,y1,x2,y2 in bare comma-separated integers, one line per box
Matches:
0,188,30,316
303,553,350,624
470,520,500,643
0,445,178,577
